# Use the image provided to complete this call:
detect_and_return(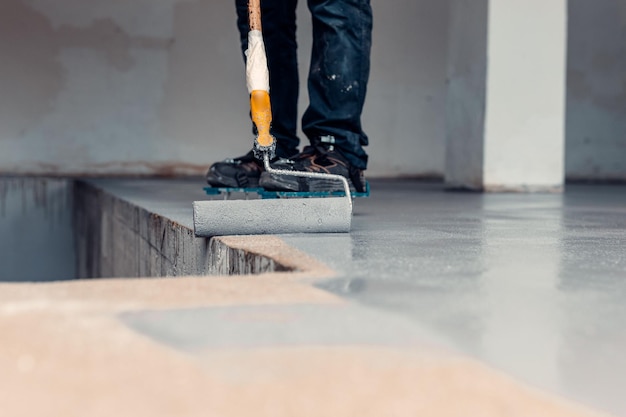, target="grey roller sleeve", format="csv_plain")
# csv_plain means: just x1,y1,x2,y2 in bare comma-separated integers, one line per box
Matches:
193,197,352,237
